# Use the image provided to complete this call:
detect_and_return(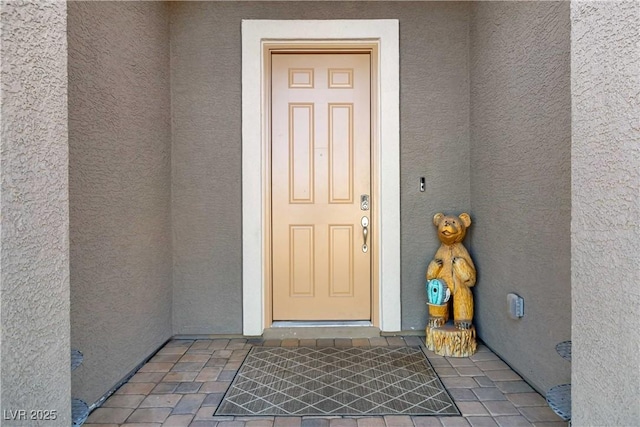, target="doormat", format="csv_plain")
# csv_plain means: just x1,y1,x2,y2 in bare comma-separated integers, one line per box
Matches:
215,346,459,416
